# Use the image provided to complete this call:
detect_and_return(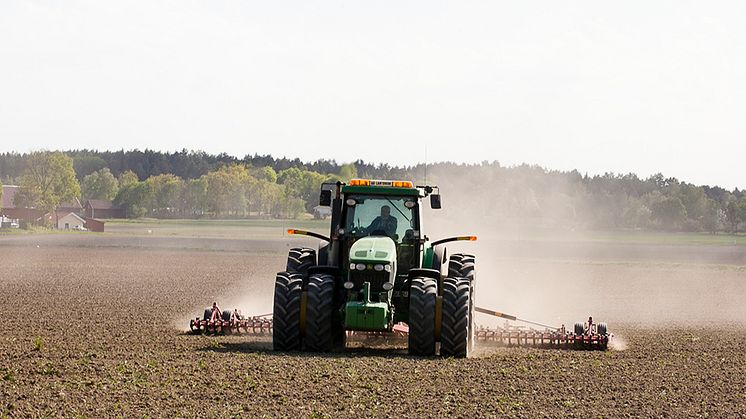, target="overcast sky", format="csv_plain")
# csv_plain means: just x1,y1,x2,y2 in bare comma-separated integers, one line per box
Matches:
1,1,744,188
